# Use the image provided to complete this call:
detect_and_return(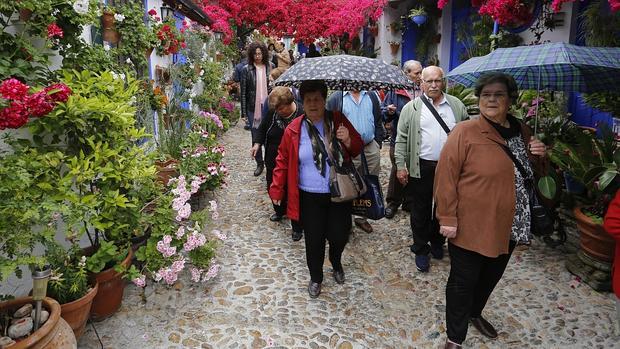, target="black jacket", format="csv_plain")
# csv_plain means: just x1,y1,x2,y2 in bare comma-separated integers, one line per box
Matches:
240,63,273,118
255,101,304,169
